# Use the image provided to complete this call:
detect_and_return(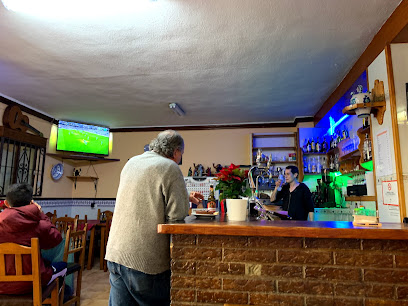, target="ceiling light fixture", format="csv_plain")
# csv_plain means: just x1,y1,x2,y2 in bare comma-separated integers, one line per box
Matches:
169,103,185,116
